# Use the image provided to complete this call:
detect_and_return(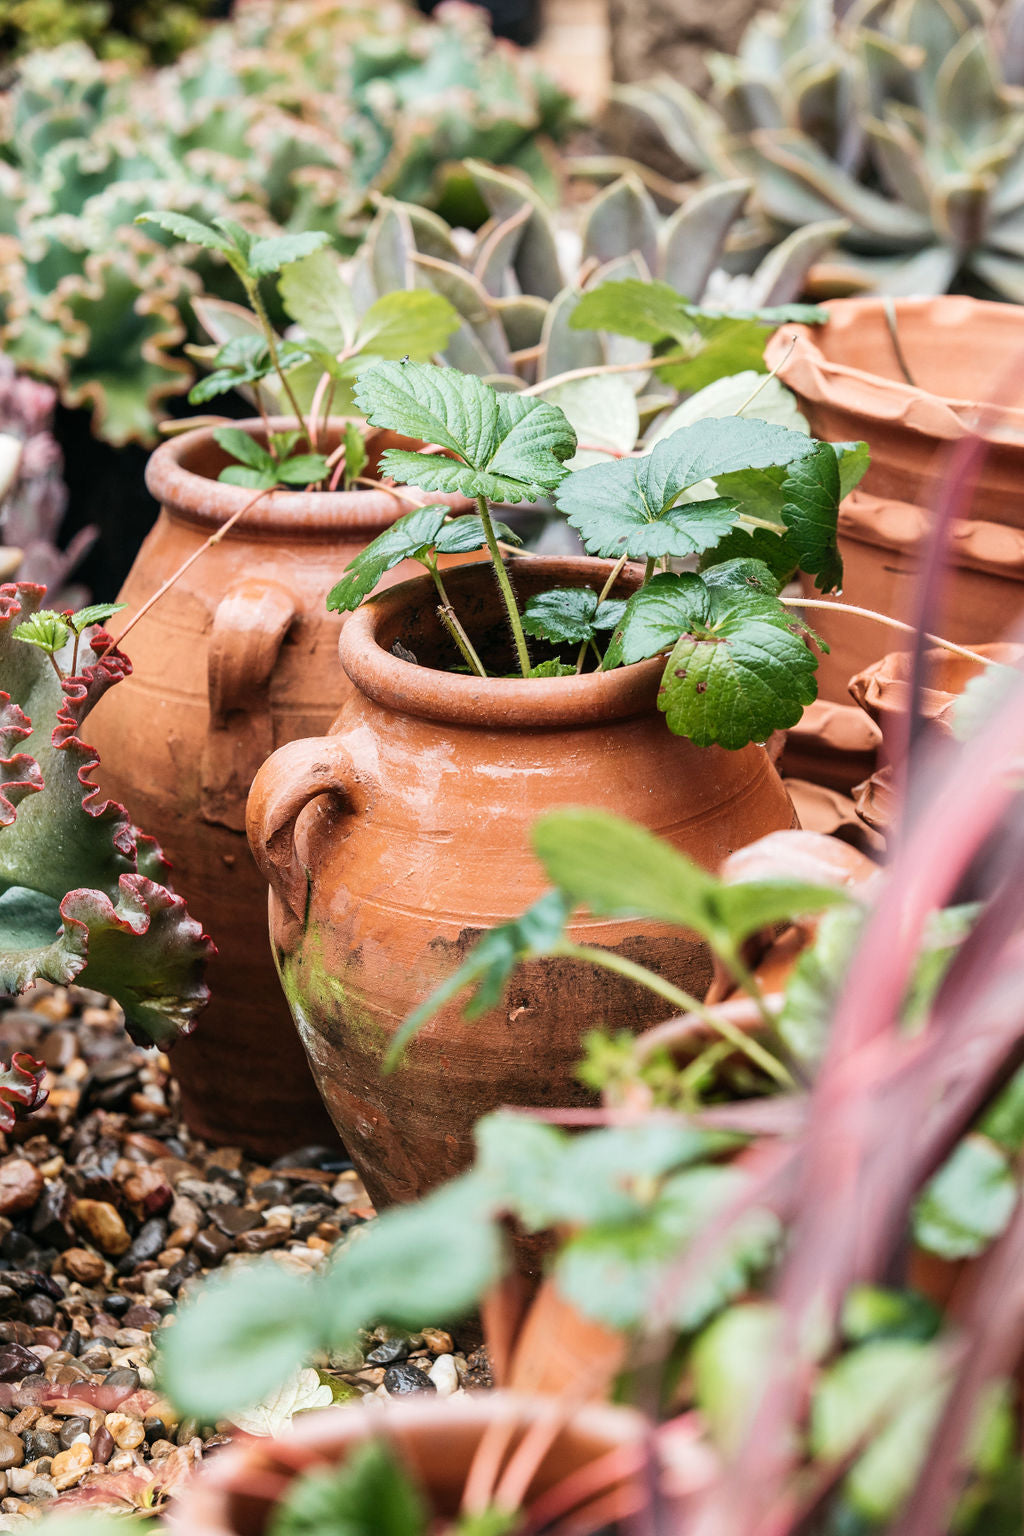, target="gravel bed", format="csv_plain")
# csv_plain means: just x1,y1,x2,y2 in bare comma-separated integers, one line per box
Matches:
0,983,490,1526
